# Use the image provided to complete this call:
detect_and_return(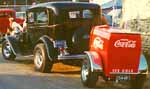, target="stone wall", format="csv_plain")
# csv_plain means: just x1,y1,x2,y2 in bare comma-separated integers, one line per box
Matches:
122,0,150,67
127,19,150,55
